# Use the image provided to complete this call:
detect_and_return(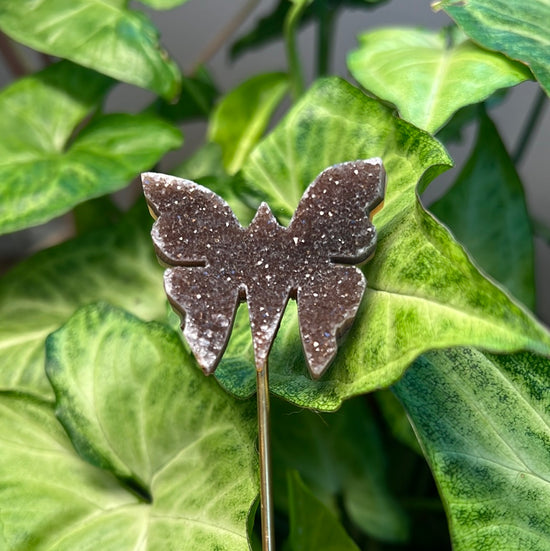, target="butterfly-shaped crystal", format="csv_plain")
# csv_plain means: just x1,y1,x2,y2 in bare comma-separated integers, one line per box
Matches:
142,159,385,379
